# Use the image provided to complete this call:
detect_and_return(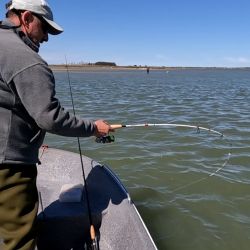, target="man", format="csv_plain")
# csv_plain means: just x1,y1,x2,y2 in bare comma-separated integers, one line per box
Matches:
0,1,113,249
